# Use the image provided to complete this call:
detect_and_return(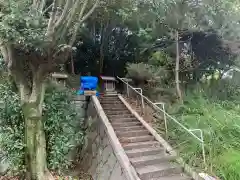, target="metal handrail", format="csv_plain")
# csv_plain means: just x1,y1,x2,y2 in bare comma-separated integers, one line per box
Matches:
117,76,206,166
